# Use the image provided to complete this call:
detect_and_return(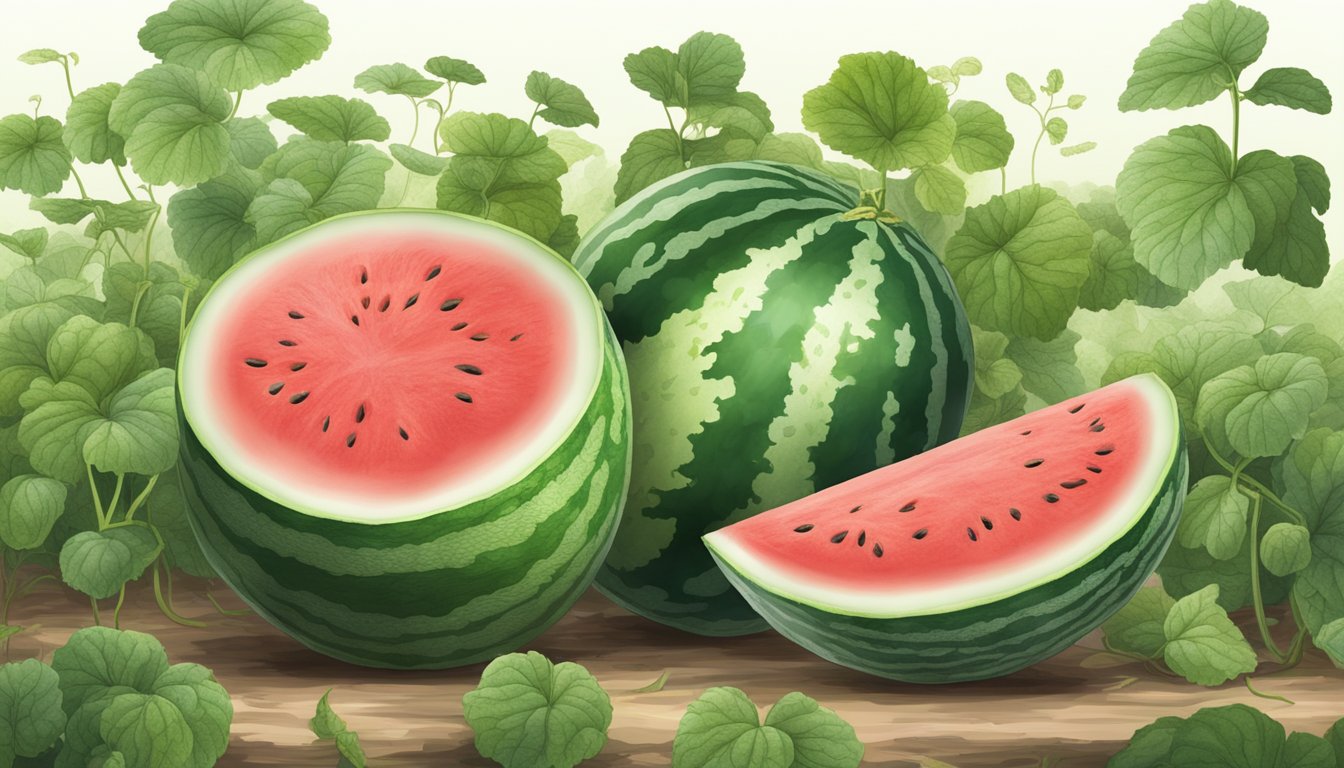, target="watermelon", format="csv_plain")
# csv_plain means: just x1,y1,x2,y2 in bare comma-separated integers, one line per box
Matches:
574,161,973,636
704,374,1187,682
176,209,631,669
